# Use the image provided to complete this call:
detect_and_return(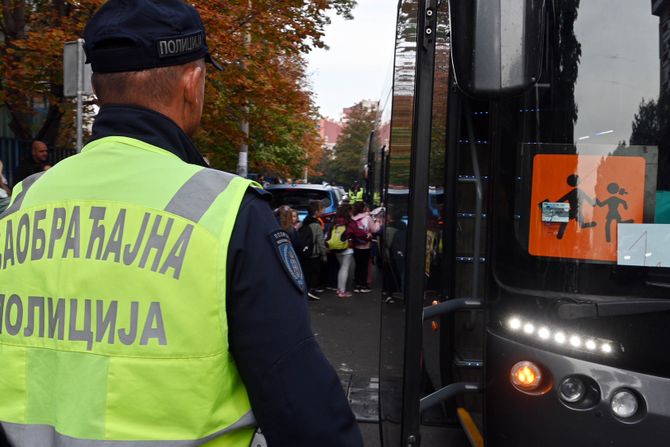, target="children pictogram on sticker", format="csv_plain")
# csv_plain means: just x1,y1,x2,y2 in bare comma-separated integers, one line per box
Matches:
545,174,598,240
596,182,634,242
529,154,646,262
